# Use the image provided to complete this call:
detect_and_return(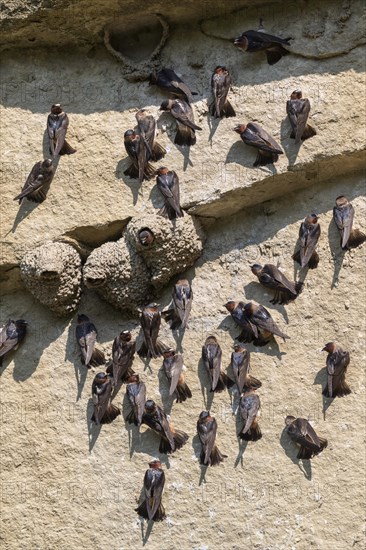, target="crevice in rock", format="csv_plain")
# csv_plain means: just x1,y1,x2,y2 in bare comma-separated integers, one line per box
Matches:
61,218,131,249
